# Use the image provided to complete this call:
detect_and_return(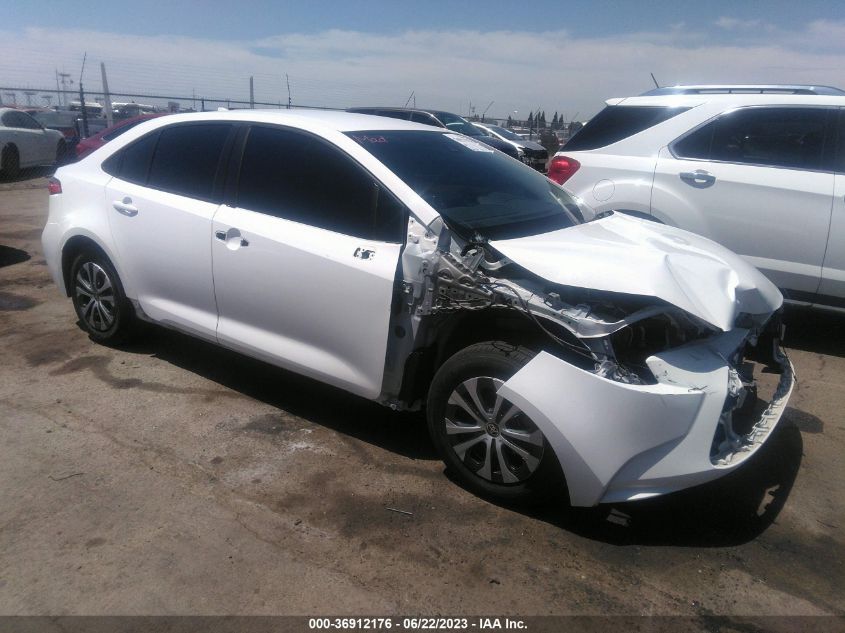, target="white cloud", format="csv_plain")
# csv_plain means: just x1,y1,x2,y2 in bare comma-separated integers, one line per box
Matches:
0,22,844,119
